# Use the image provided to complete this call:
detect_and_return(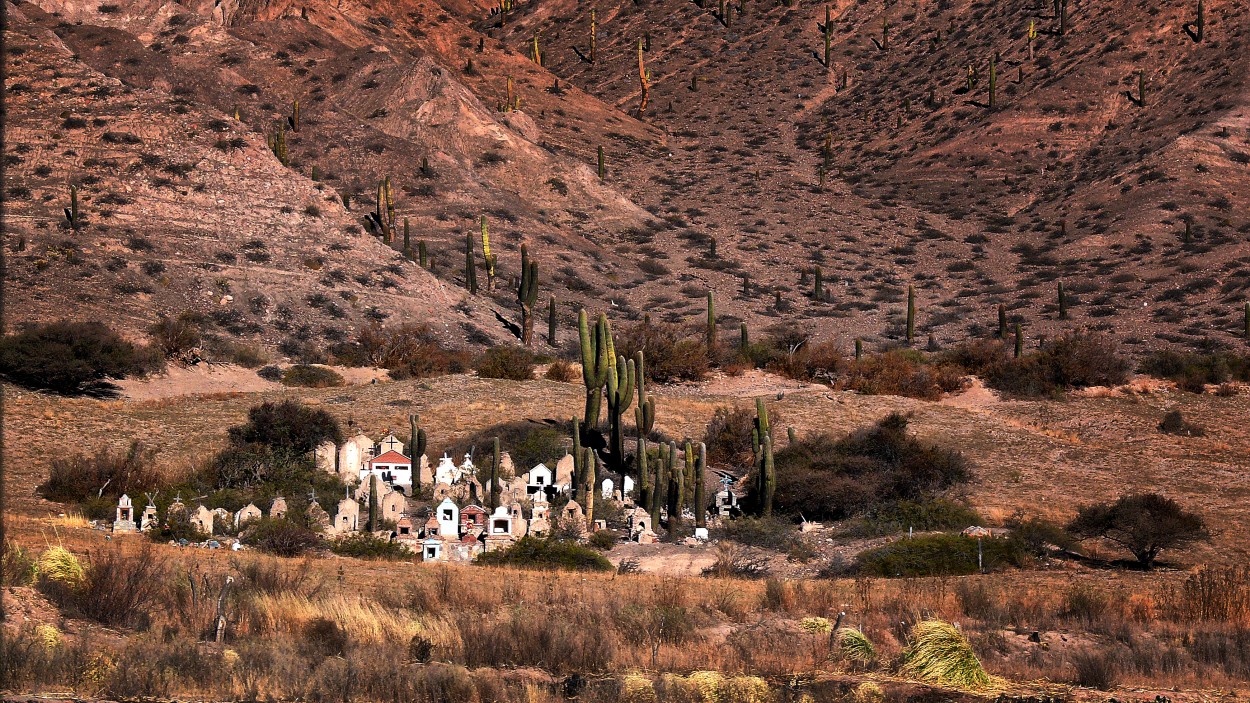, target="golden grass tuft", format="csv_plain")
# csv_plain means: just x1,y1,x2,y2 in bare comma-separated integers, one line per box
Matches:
836,627,876,664
901,619,992,690
36,546,84,584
